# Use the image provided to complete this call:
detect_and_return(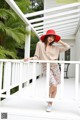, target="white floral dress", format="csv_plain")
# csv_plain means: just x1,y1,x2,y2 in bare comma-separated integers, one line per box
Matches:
42,63,61,86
